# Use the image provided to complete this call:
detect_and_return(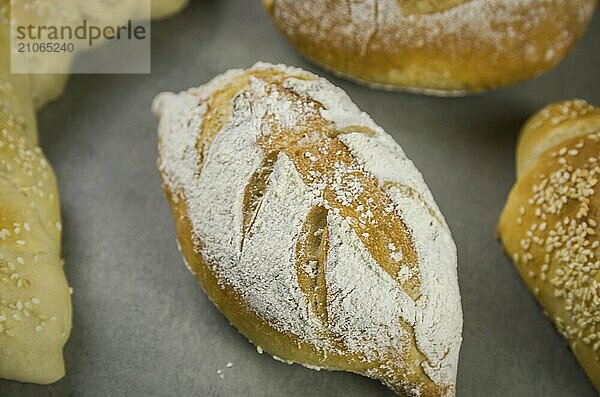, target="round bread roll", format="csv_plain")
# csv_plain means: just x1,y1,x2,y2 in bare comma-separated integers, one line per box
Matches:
154,63,462,396
498,99,600,392
263,0,597,95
